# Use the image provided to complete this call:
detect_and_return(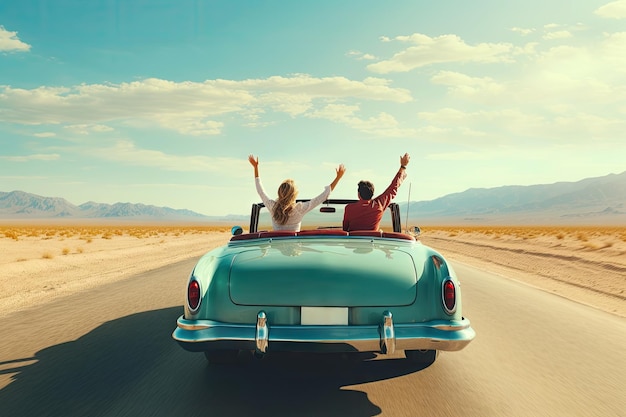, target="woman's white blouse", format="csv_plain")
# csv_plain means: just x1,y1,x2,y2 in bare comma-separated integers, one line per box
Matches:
254,177,331,231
